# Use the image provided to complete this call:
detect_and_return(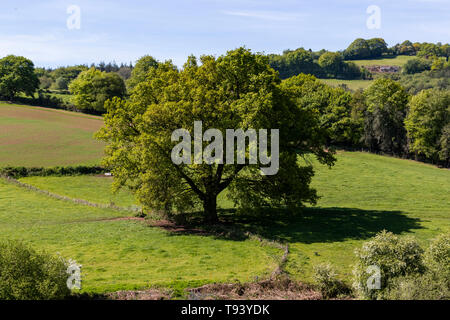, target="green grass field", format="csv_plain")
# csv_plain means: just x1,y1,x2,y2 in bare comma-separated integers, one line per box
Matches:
19,175,137,208
351,55,415,67
0,178,280,293
1,104,448,294
14,151,450,286
0,103,105,167
283,151,449,281
320,79,373,91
